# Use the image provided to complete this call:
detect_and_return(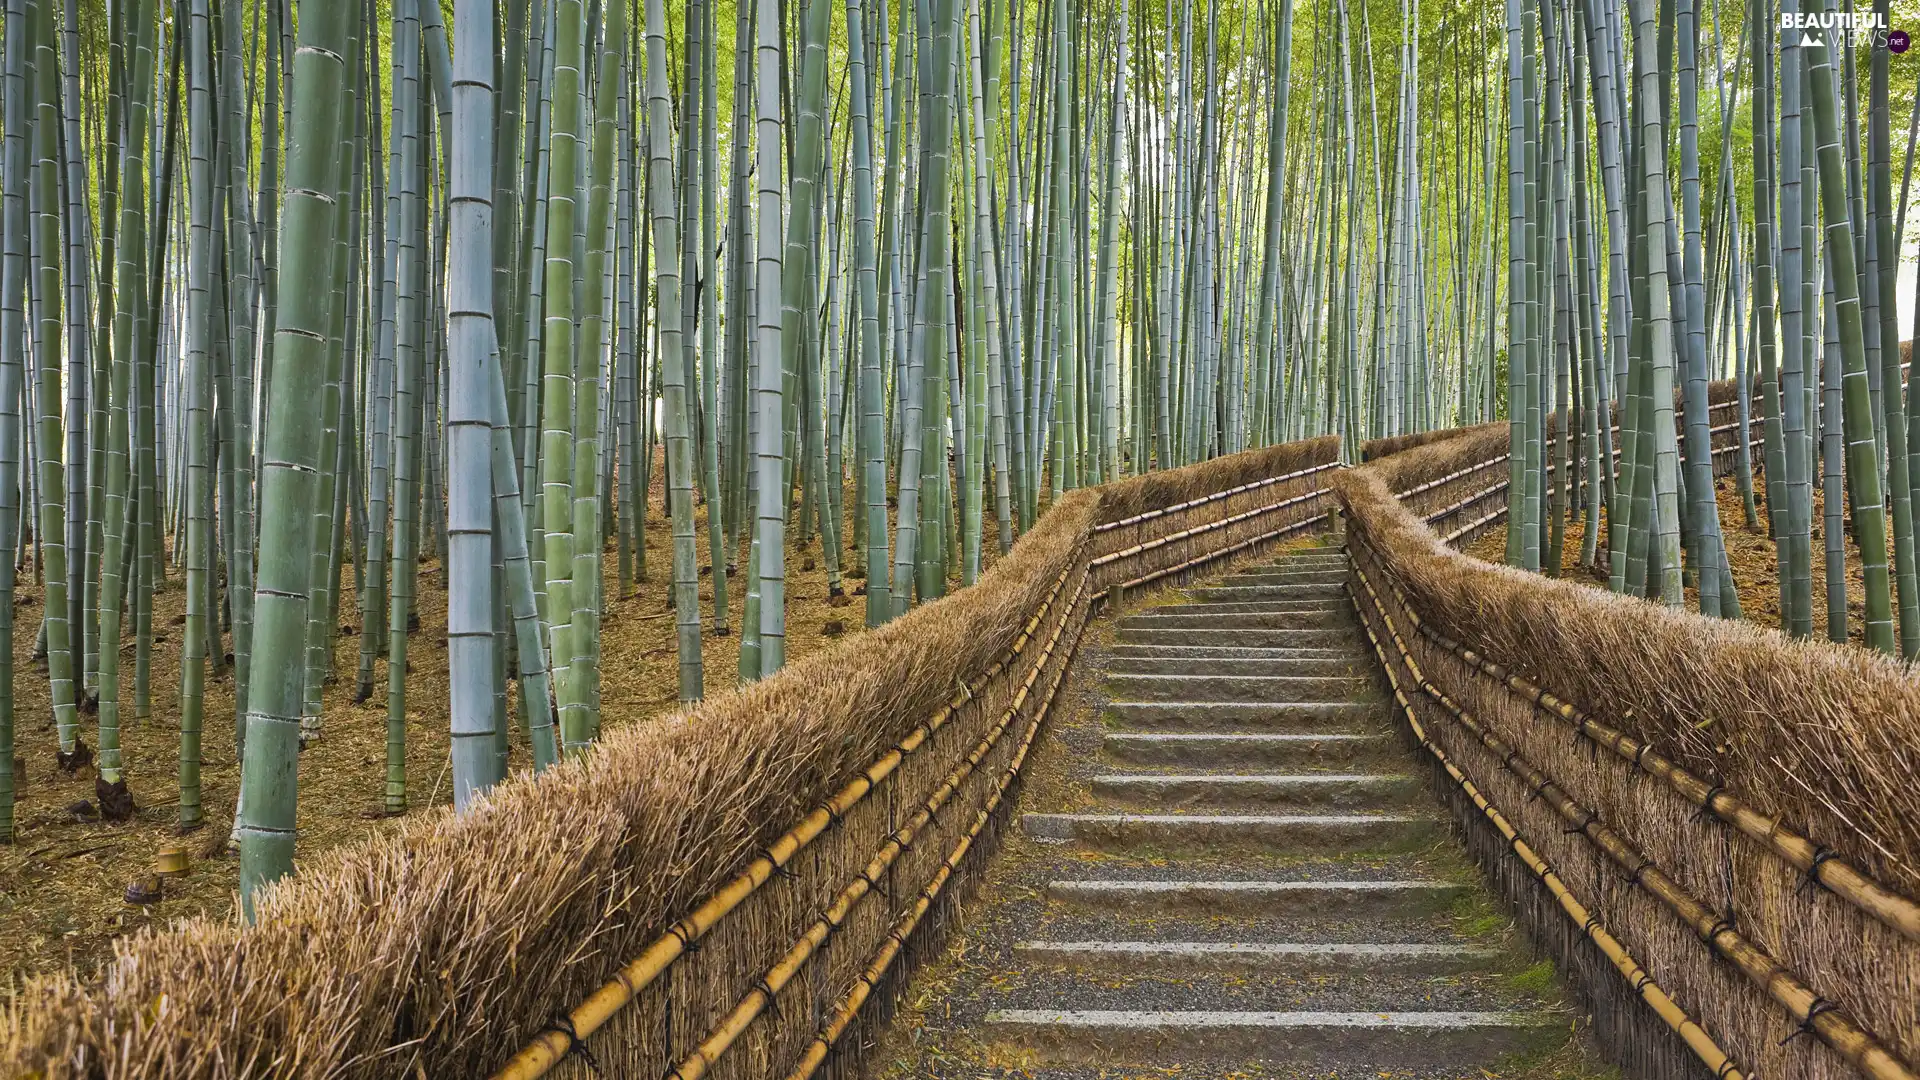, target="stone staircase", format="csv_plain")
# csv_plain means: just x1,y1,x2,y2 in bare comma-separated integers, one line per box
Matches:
871,543,1596,1079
